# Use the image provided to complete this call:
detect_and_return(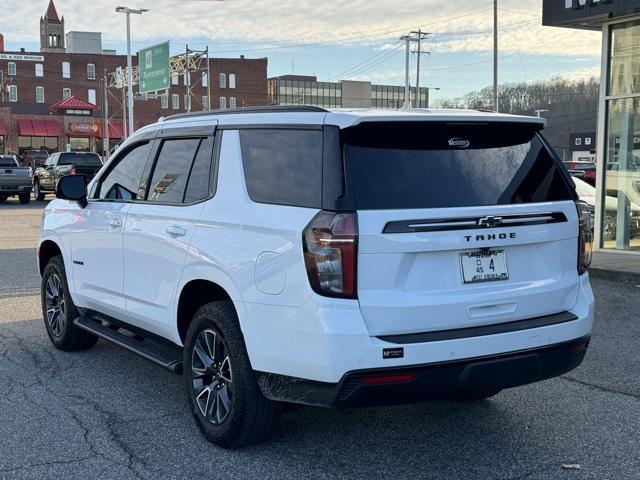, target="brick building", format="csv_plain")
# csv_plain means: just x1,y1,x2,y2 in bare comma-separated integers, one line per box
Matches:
0,0,268,156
